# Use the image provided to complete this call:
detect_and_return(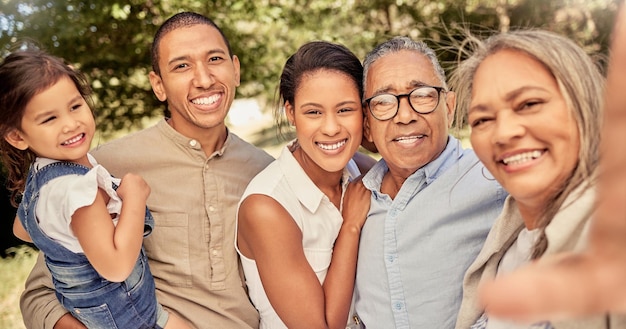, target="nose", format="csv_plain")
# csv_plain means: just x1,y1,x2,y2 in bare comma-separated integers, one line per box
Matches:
193,64,215,88
321,113,341,136
62,115,80,134
393,96,418,124
492,110,525,145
